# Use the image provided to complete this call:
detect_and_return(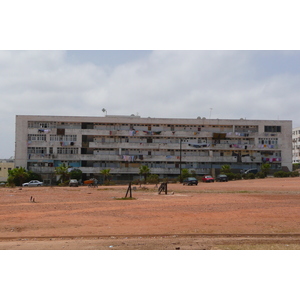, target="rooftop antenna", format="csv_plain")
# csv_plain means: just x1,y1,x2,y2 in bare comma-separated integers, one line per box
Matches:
209,108,213,119
102,108,107,116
